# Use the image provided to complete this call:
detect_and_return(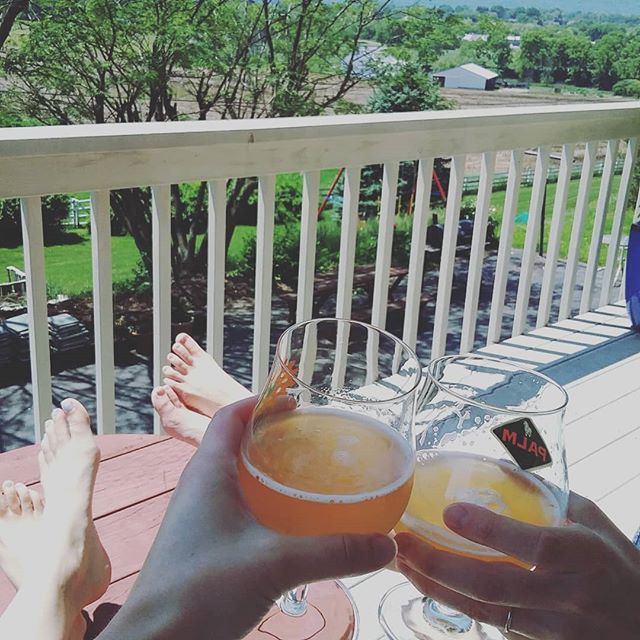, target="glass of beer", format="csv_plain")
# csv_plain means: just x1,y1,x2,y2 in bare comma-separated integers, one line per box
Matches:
239,318,422,640
379,355,569,640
